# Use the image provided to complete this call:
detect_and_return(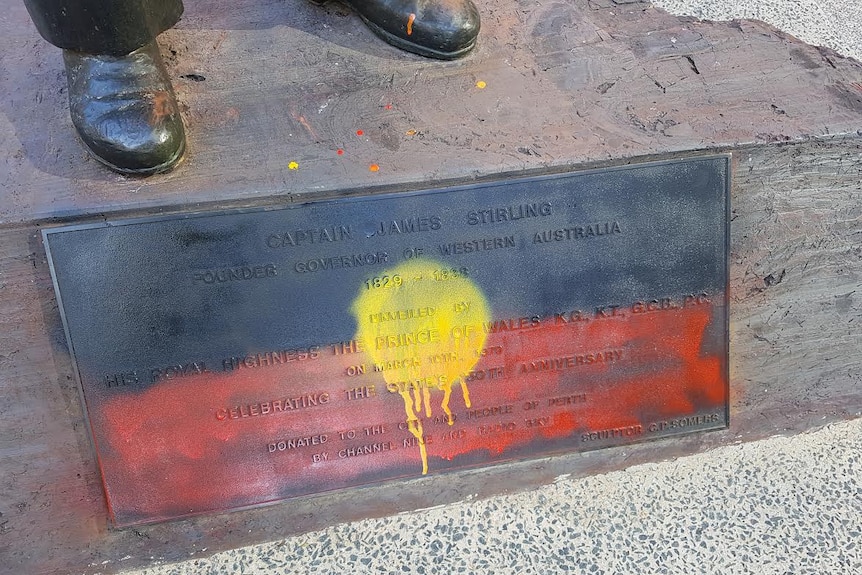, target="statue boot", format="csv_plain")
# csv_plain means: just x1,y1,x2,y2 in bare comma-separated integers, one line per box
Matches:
63,41,186,176
321,0,481,59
